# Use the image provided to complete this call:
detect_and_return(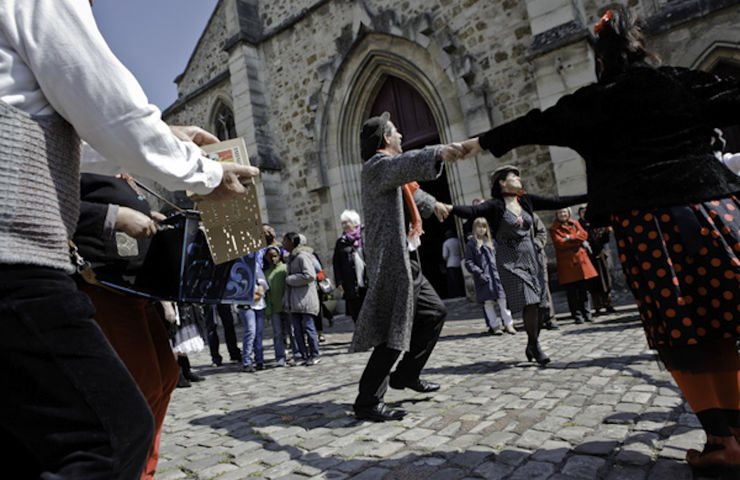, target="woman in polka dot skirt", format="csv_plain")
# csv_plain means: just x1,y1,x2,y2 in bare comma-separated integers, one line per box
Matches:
452,7,740,470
